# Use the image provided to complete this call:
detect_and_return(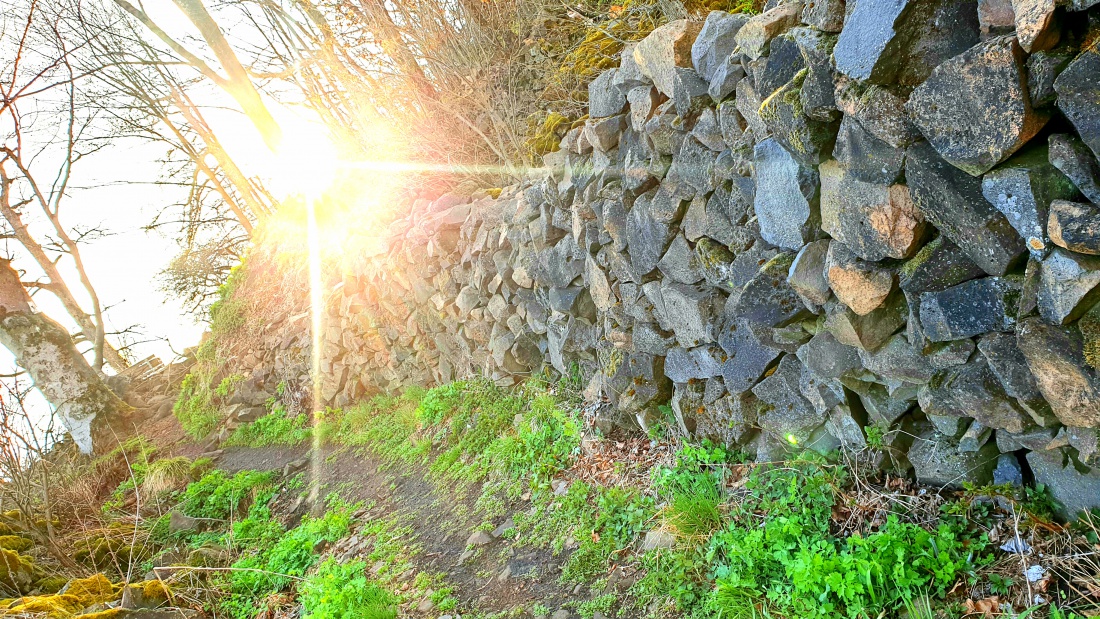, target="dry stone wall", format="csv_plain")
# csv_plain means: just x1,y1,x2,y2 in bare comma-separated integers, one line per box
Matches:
234,0,1100,519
